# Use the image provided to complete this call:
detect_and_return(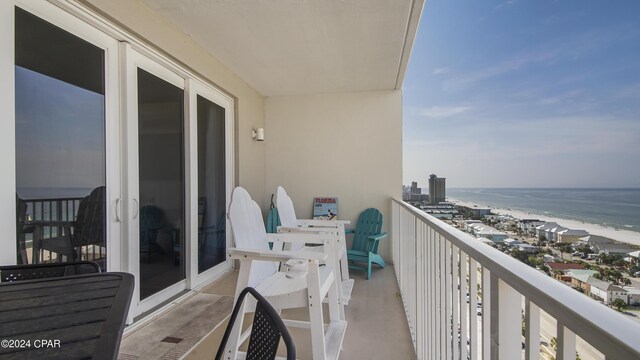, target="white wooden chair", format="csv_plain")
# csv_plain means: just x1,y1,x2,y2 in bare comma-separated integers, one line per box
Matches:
225,187,347,360
275,186,354,307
